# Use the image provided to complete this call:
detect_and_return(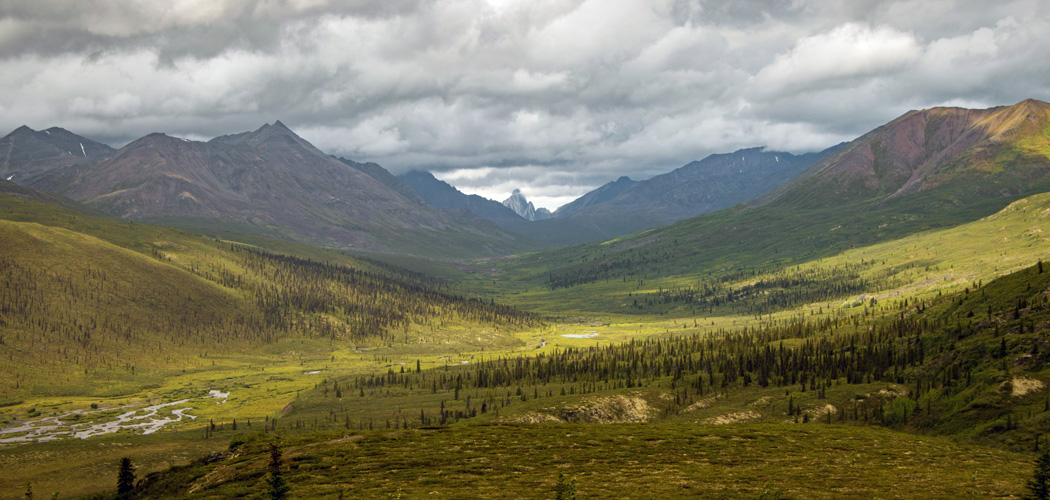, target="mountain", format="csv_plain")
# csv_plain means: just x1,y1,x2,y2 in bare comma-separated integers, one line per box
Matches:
761,98,1050,208
502,189,552,221
592,146,832,223
399,170,526,227
0,125,114,188
336,157,429,206
551,176,635,218
513,146,835,246
529,99,1050,288
38,122,534,258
